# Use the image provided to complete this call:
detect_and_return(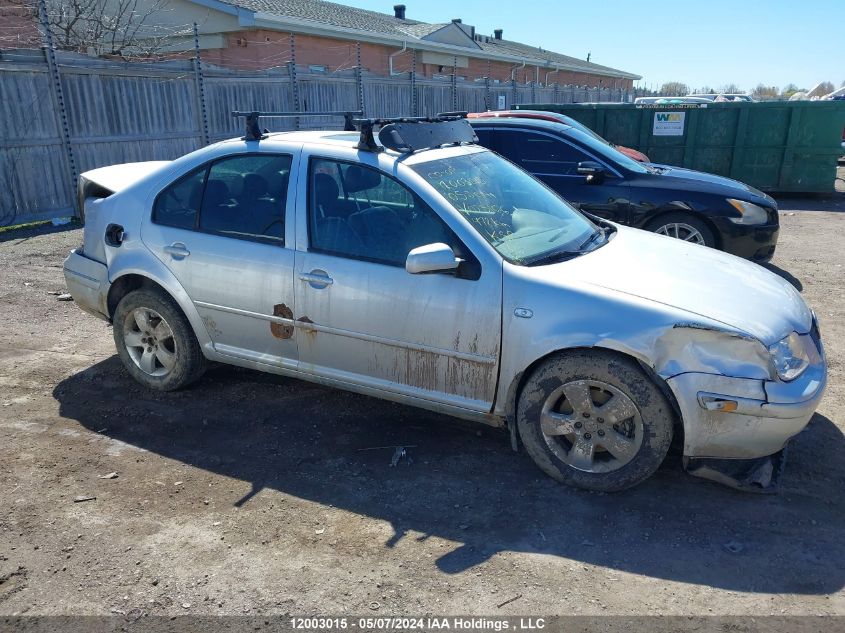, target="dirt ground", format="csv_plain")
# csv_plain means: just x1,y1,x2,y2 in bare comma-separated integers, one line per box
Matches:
1,199,844,618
